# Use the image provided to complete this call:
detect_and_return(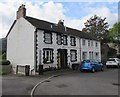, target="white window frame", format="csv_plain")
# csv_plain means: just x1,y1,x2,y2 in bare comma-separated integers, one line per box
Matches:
82,39,86,46
63,35,67,45
95,42,98,47
70,36,76,46
44,49,53,63
57,34,62,45
91,41,93,46
82,52,87,60
88,40,90,46
44,32,52,44
70,50,77,62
